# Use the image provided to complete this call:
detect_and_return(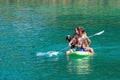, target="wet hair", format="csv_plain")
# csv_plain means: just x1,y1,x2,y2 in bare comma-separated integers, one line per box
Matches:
76,26,85,33
80,27,85,33
75,27,80,31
